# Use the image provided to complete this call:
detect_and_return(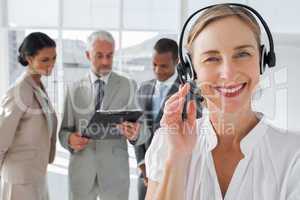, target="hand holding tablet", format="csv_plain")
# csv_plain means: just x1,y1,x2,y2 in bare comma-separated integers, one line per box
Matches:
82,109,143,139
